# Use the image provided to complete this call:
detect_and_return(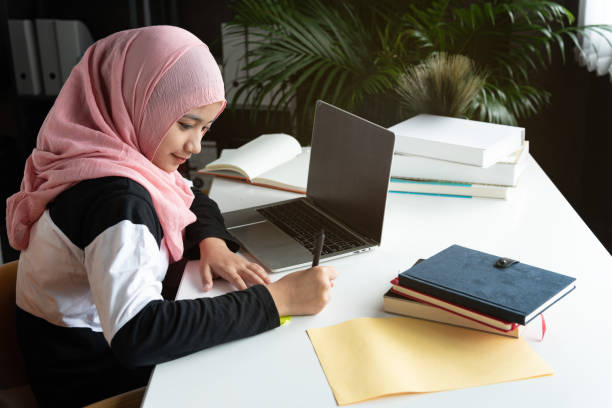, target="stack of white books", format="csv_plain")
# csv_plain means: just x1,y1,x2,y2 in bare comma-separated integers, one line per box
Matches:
388,114,528,199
